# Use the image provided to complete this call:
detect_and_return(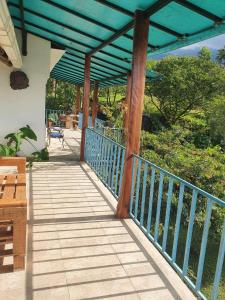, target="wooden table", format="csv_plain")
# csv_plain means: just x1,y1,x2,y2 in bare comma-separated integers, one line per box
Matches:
0,173,27,270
